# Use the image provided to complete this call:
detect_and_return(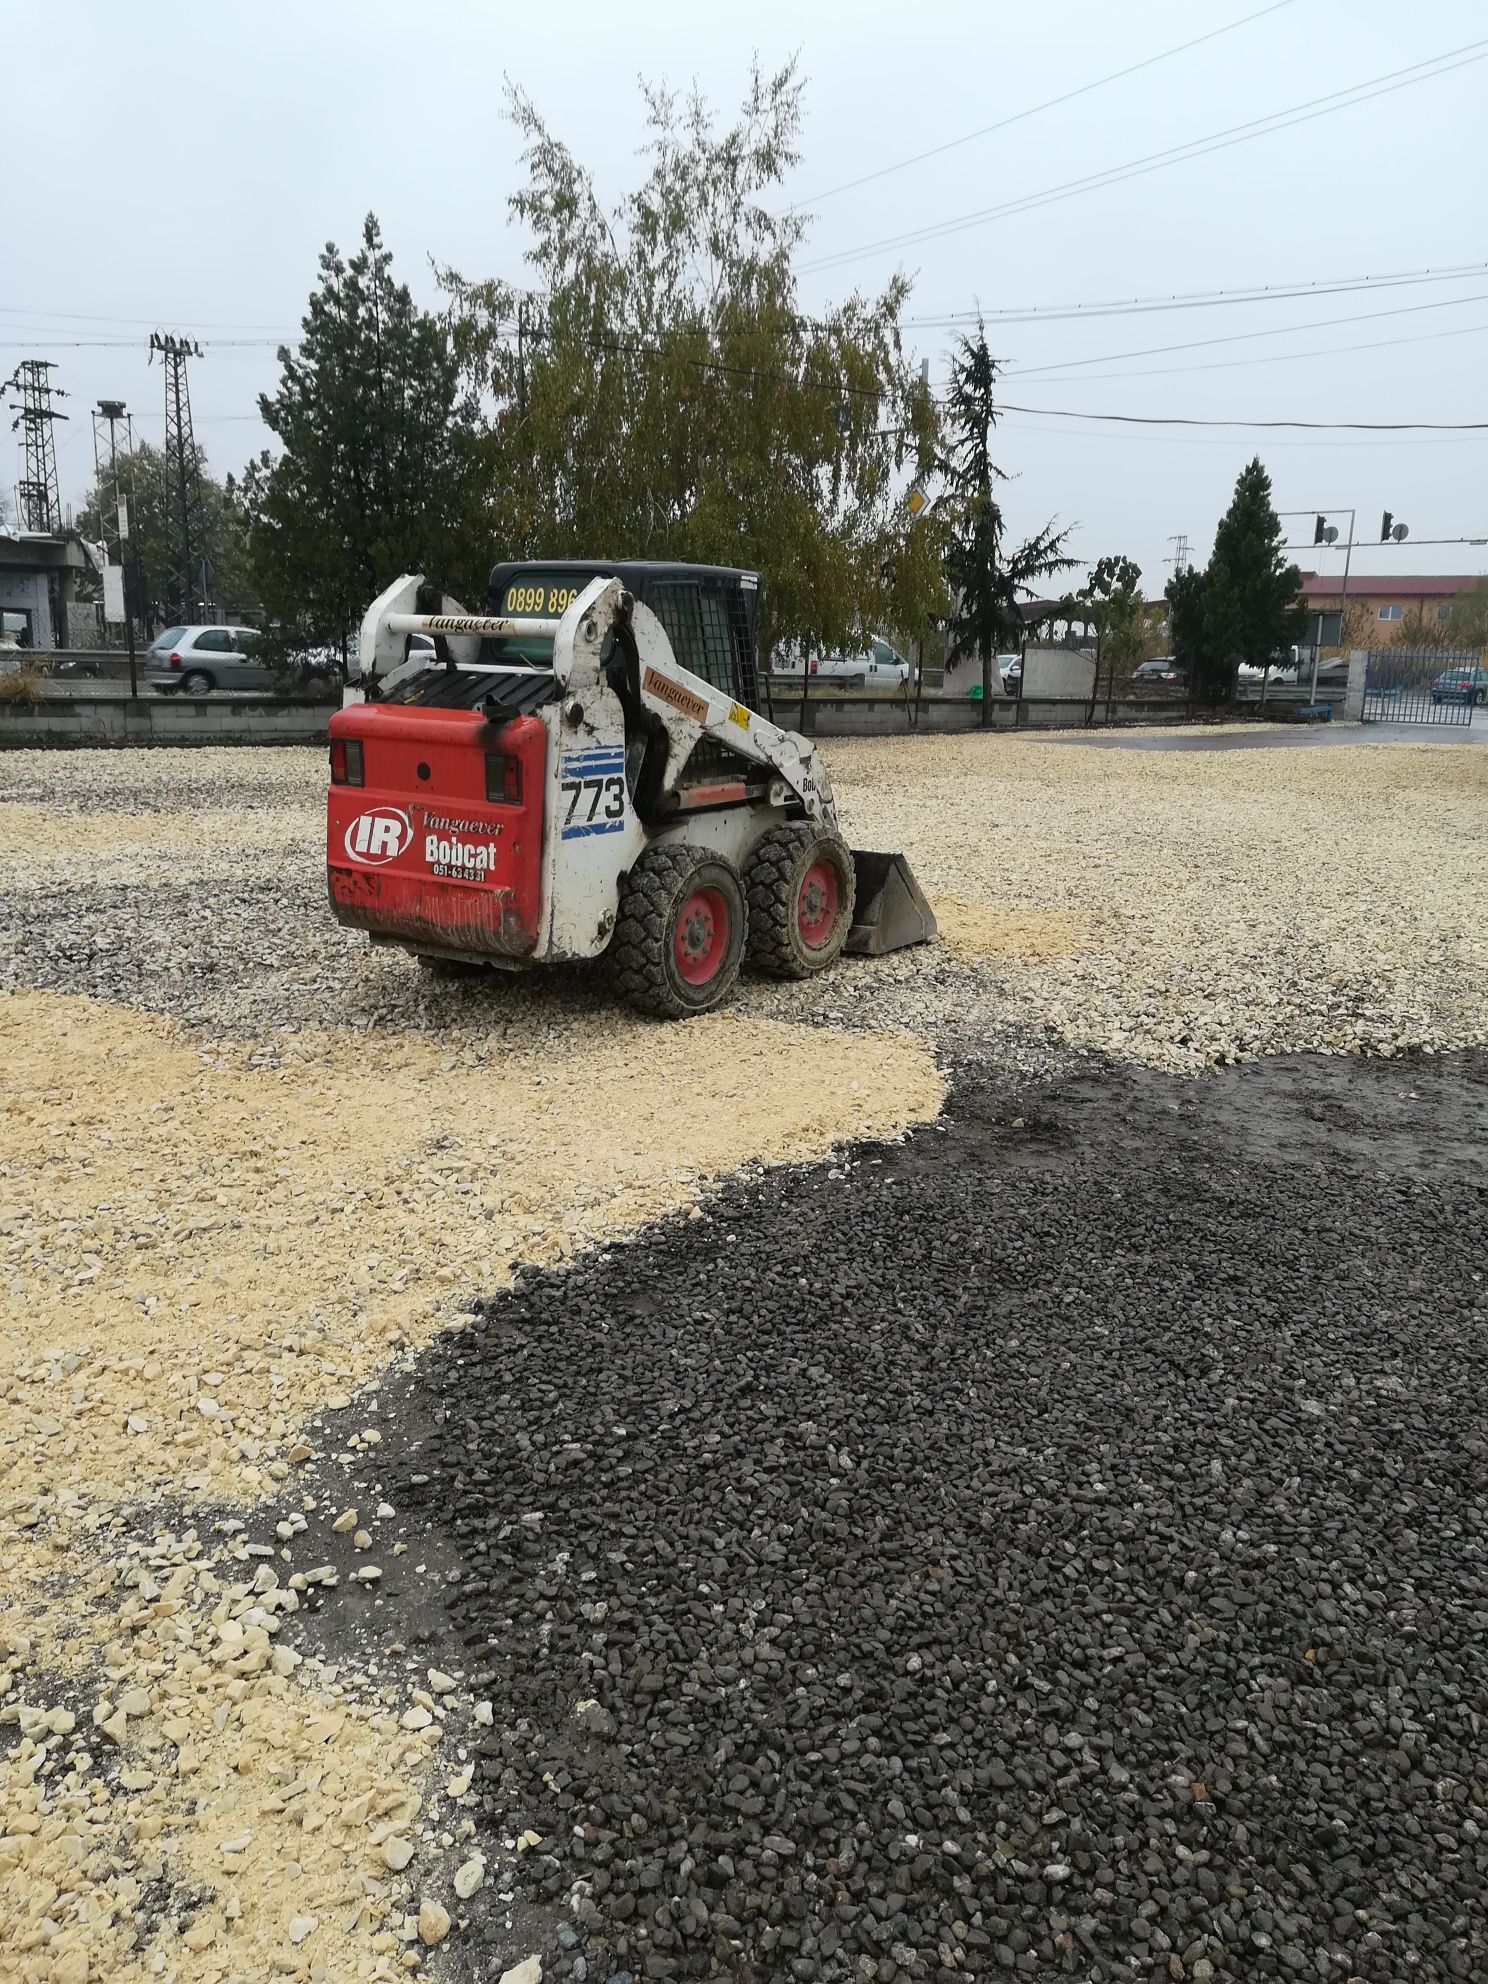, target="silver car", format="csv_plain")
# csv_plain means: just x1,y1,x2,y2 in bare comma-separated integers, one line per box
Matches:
146,625,274,695
146,625,411,695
